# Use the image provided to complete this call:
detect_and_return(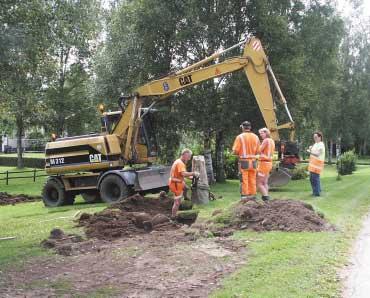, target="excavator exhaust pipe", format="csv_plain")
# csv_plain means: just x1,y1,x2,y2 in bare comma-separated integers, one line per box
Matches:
268,167,292,188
